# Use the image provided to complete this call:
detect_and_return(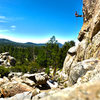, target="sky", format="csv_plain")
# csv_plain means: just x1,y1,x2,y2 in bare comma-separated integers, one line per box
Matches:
0,0,83,44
